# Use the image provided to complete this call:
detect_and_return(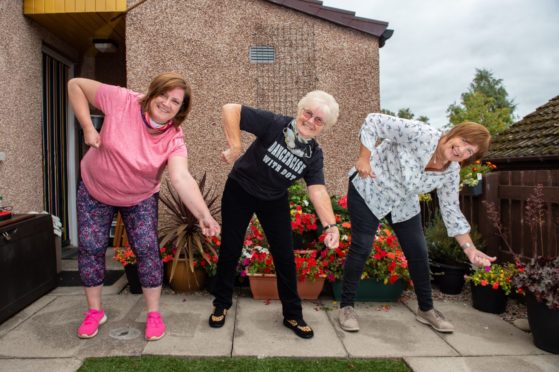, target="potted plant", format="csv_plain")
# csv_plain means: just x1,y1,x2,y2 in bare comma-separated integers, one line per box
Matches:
158,173,220,293
459,160,496,196
465,262,520,314
318,194,411,302
322,220,411,302
425,212,479,294
113,243,174,294
484,184,559,354
242,218,327,300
